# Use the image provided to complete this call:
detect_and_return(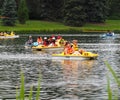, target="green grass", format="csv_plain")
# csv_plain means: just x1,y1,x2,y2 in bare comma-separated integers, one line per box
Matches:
0,20,120,32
